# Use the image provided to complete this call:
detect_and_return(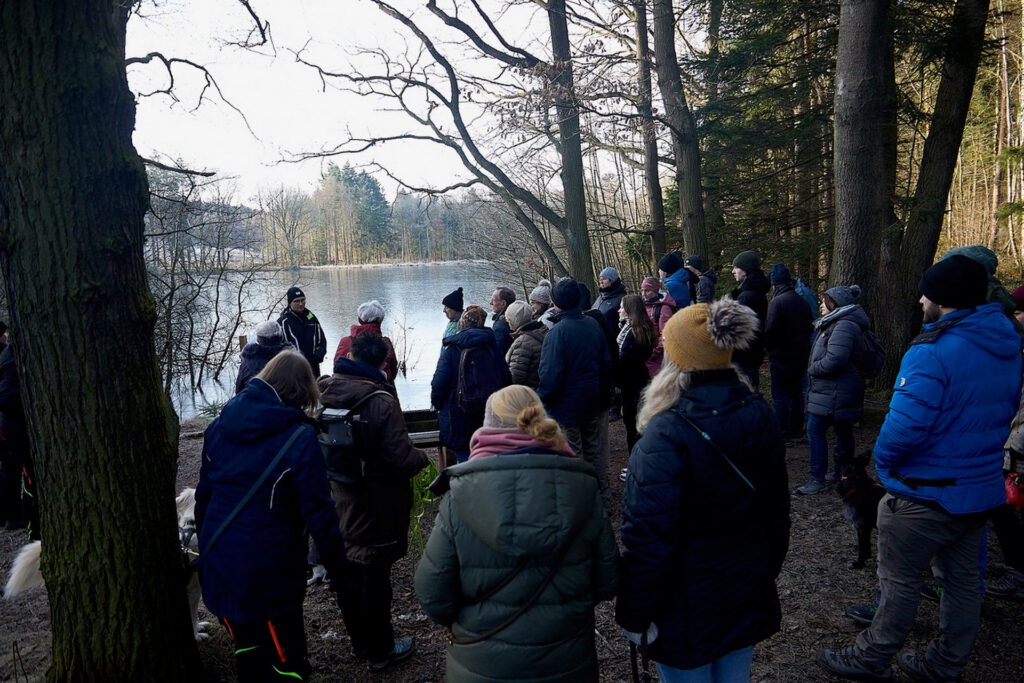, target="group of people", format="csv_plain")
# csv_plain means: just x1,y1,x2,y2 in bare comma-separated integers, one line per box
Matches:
192,242,1024,682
